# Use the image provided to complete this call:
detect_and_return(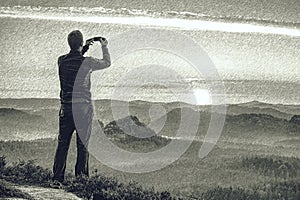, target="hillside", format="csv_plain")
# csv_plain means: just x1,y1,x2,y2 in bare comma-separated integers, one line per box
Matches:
154,106,300,140
226,103,293,120
102,115,171,152
0,108,51,141
1,98,300,142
